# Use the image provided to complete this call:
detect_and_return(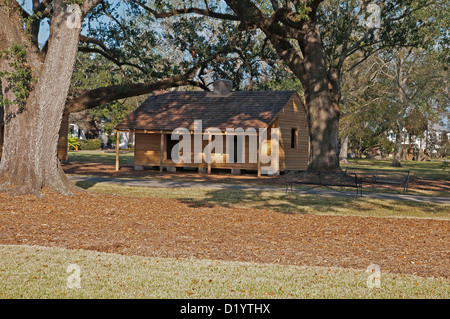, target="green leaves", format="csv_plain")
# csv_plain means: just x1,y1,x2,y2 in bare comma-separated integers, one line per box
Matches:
66,0,85,5
68,133,81,150
0,43,36,109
